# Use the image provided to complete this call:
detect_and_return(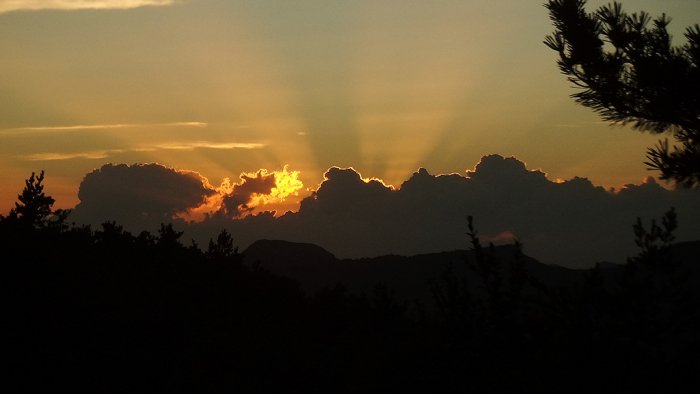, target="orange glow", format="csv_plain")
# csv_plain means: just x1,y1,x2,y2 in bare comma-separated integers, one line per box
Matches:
177,193,223,223
3,1,695,213
487,230,518,245
361,175,394,190
178,166,305,221
248,166,304,214
272,166,304,199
